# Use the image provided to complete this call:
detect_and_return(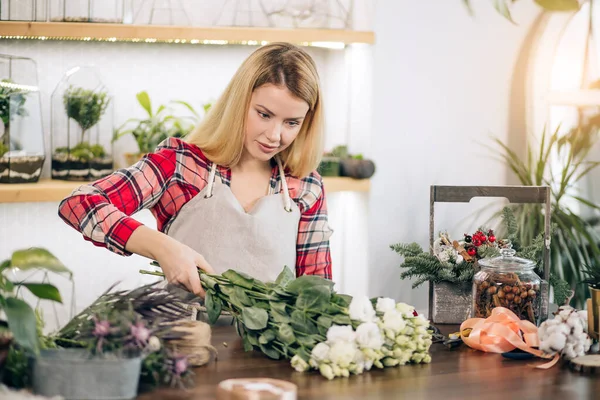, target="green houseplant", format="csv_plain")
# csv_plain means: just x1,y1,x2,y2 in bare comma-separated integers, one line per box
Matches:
0,78,28,154
0,248,70,381
52,85,113,181
489,124,600,308
113,91,211,166
463,0,581,23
